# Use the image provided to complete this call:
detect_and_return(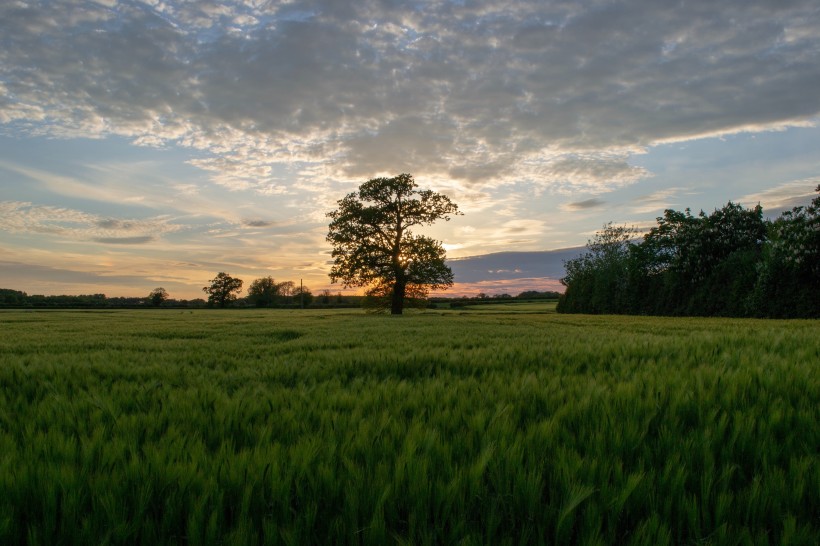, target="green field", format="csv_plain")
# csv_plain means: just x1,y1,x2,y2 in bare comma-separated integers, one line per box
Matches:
1,305,818,545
